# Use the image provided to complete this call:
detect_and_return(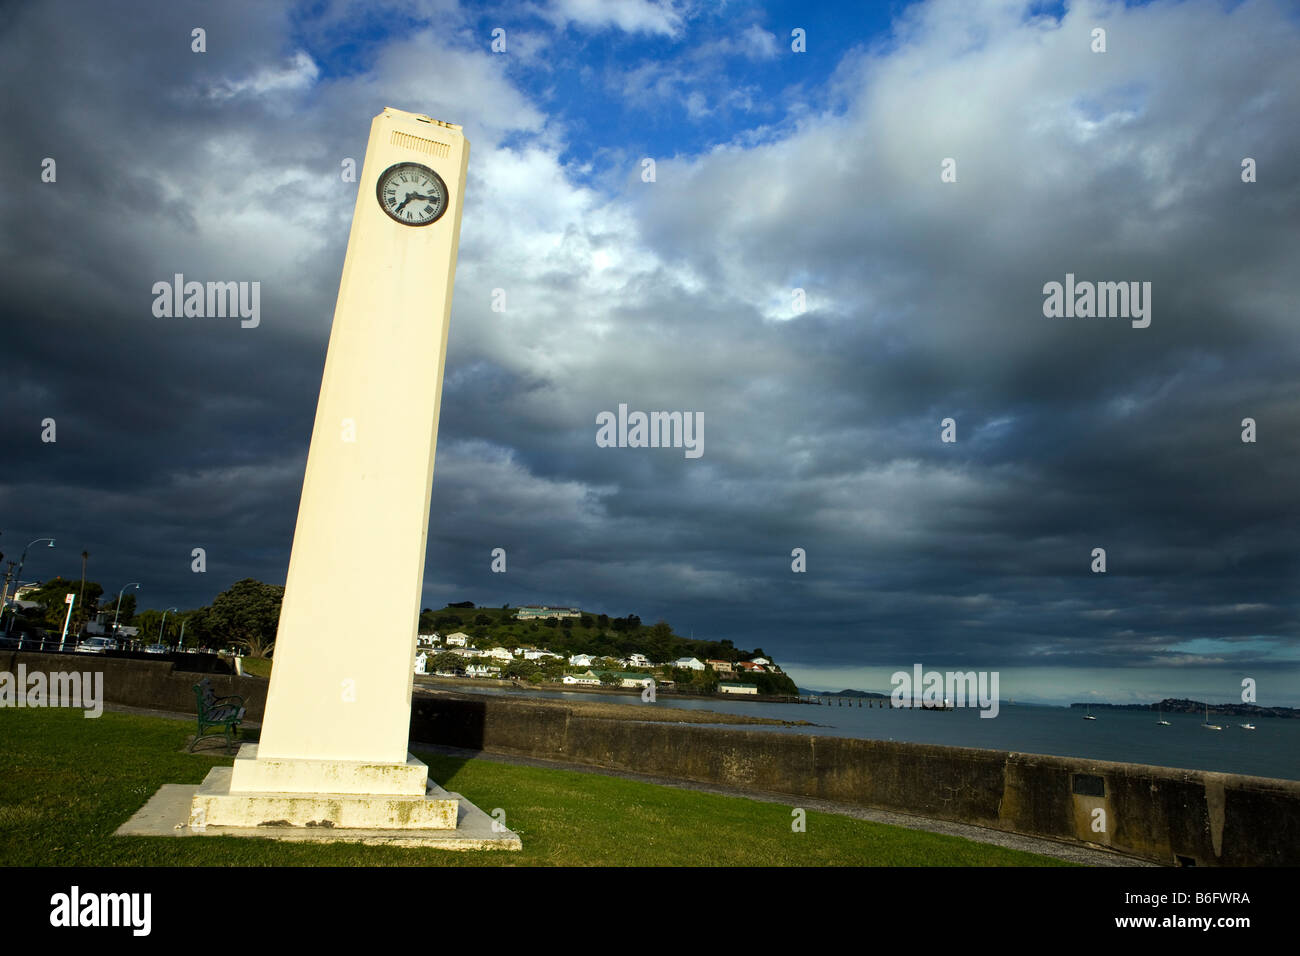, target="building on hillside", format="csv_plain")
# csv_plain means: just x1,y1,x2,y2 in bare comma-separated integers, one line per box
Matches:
568,653,596,667
515,605,581,621
465,663,501,678
719,682,759,695
485,646,514,661
625,653,652,668
562,671,602,686
736,661,766,673
444,632,469,647
706,659,735,674
520,647,561,661
751,657,771,665
612,672,654,689
673,657,706,671
417,633,441,648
